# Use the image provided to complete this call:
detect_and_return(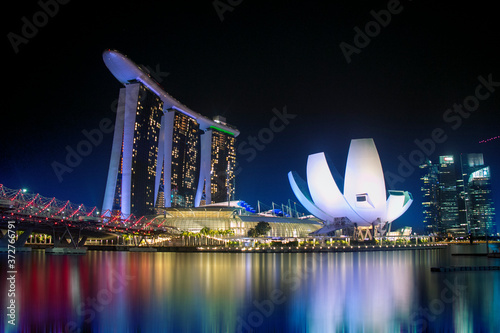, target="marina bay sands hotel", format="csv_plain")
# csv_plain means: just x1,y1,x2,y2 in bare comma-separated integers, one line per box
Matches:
101,50,239,217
